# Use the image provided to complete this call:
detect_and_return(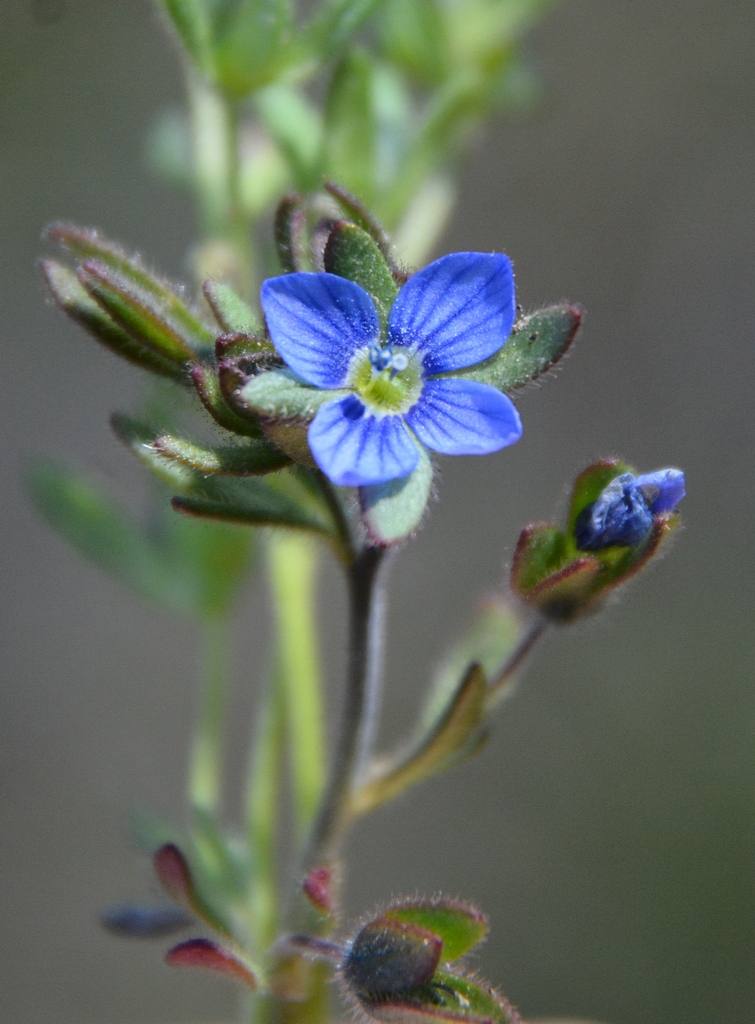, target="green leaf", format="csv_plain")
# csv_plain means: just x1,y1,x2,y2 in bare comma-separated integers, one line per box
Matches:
238,368,345,422
257,86,323,191
191,807,247,901
192,363,265,438
424,596,523,726
379,0,449,86
158,0,214,76
274,194,311,273
40,260,186,383
350,663,486,816
209,0,294,98
30,453,255,620
323,222,398,331
510,522,568,594
203,280,263,334
129,807,182,855
383,898,489,962
28,460,182,607
323,50,379,206
47,223,214,354
303,0,385,62
566,458,634,539
448,305,581,393
155,433,291,476
171,468,350,560
427,971,519,1024
78,260,199,363
359,441,433,546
